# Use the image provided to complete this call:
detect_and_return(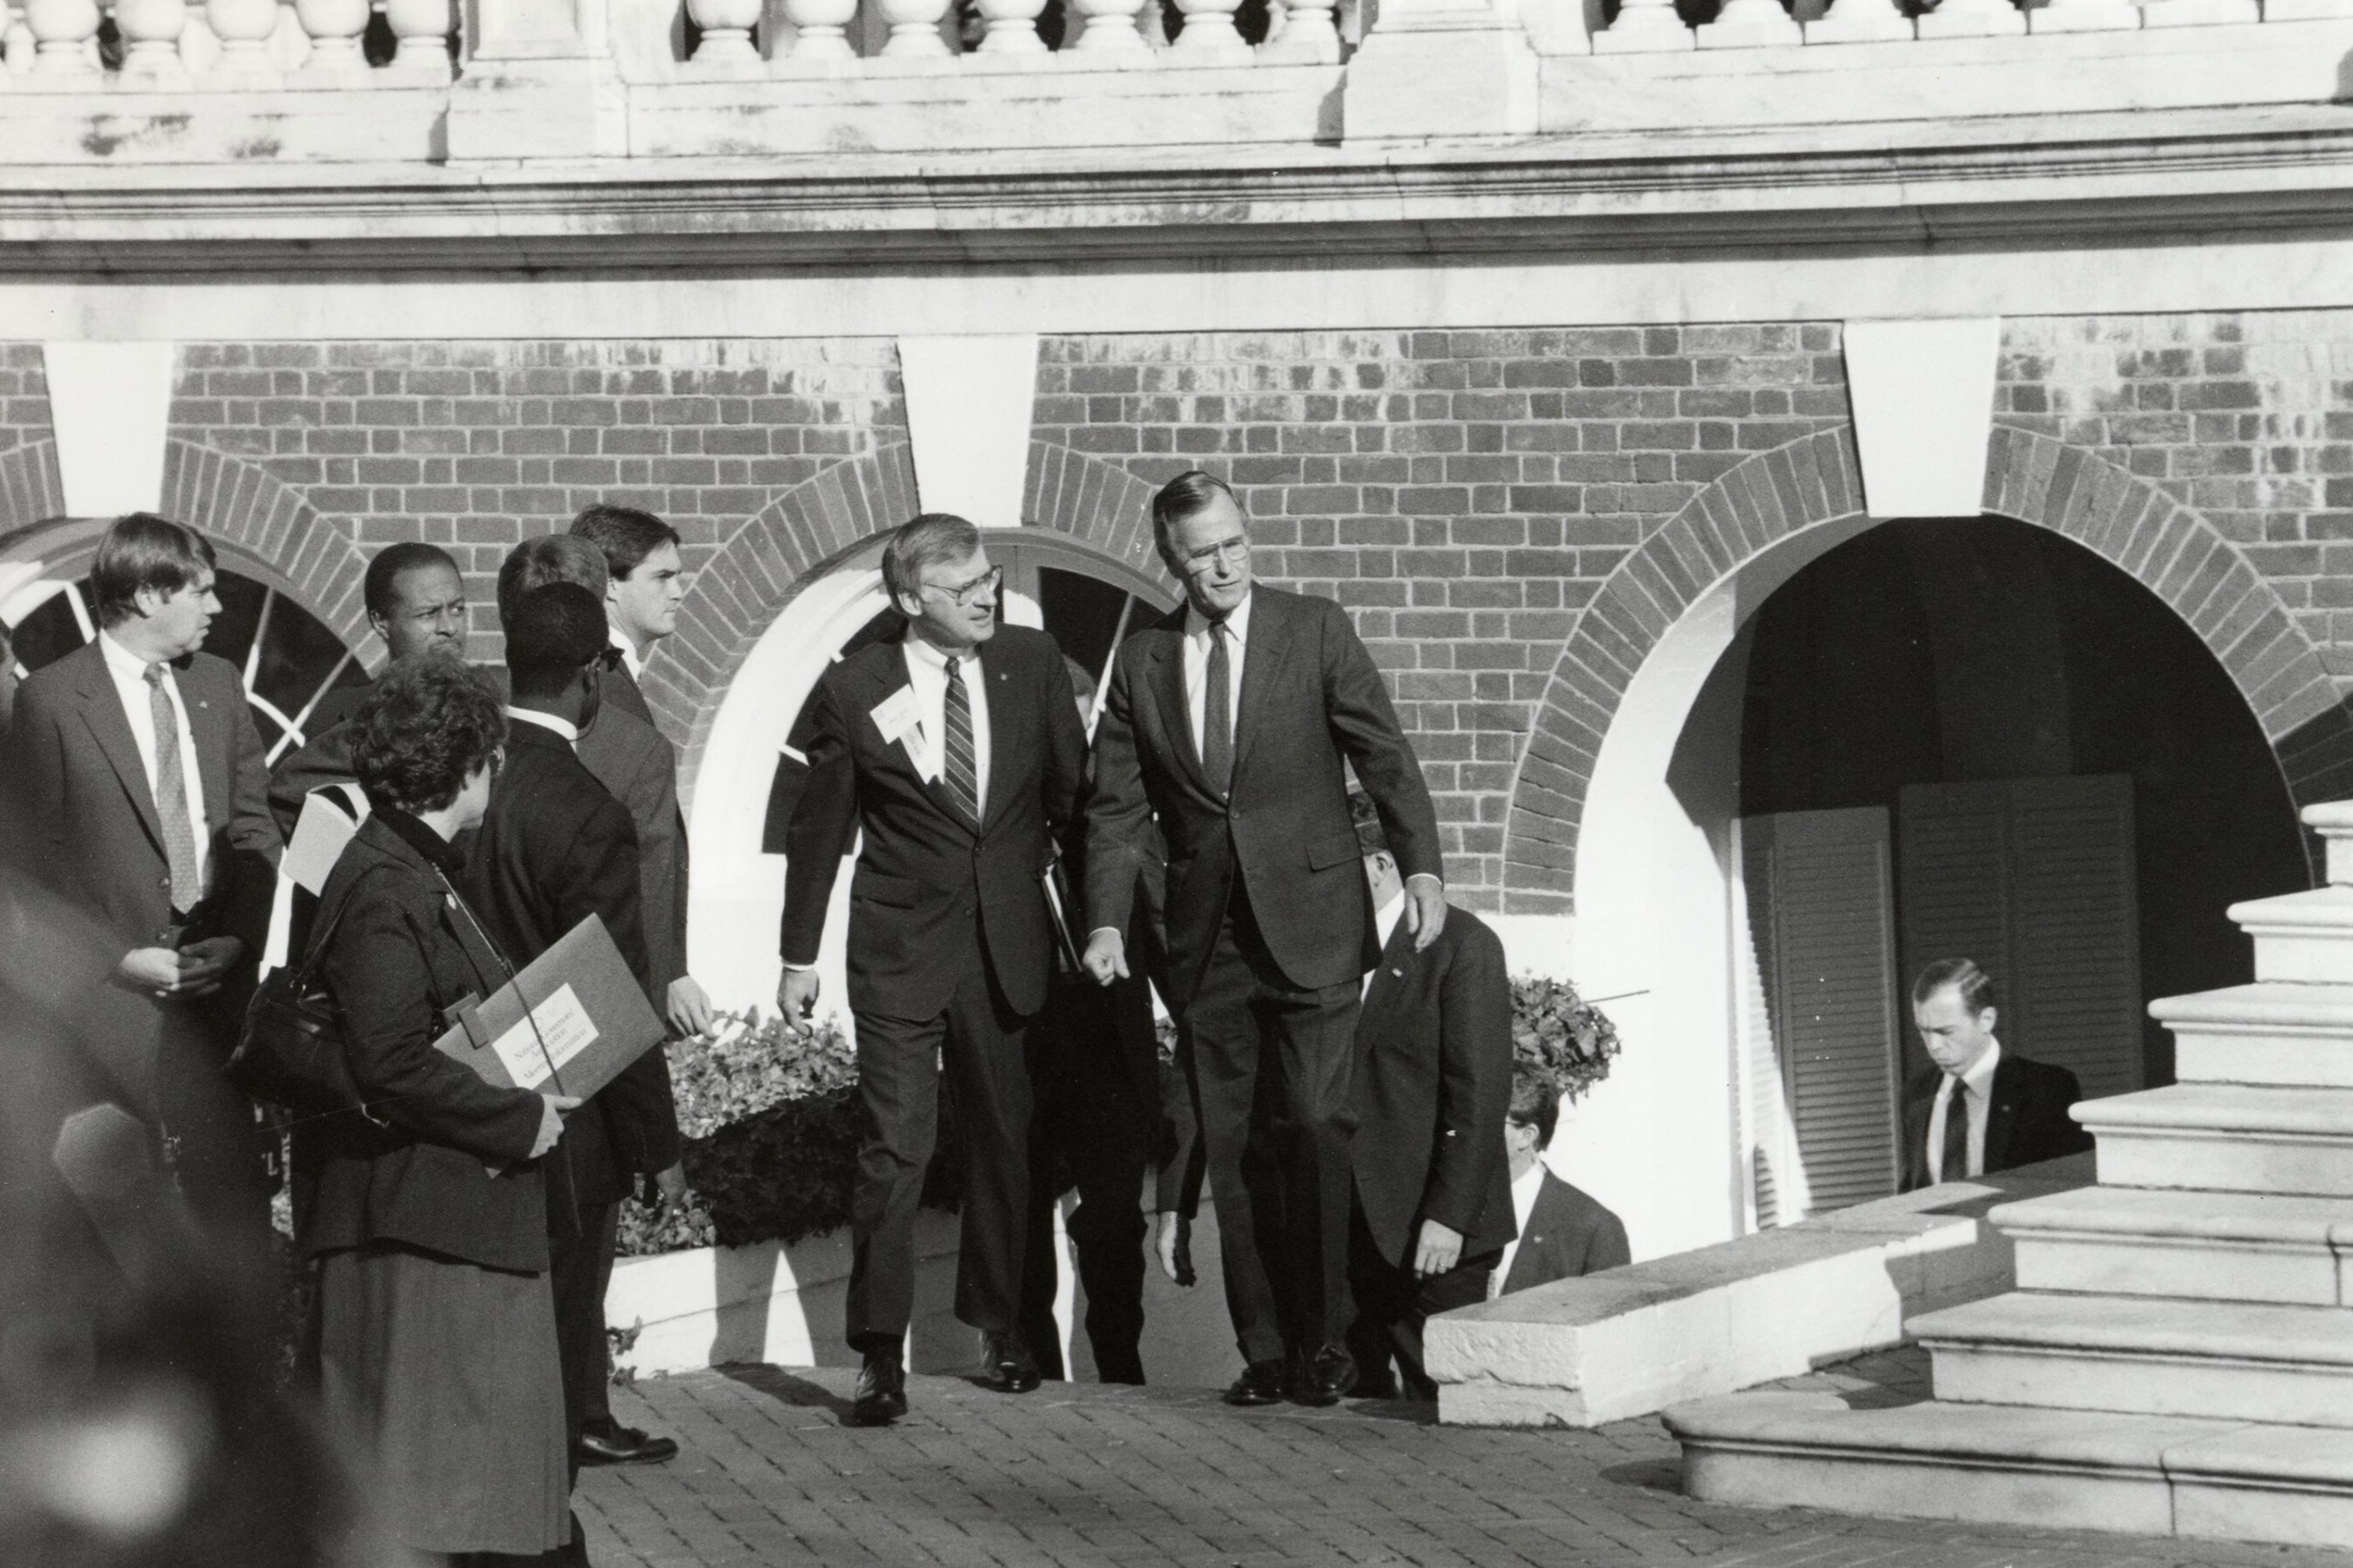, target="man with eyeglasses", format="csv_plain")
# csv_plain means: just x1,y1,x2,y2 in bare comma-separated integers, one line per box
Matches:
778,512,1087,1426
1081,470,1445,1410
